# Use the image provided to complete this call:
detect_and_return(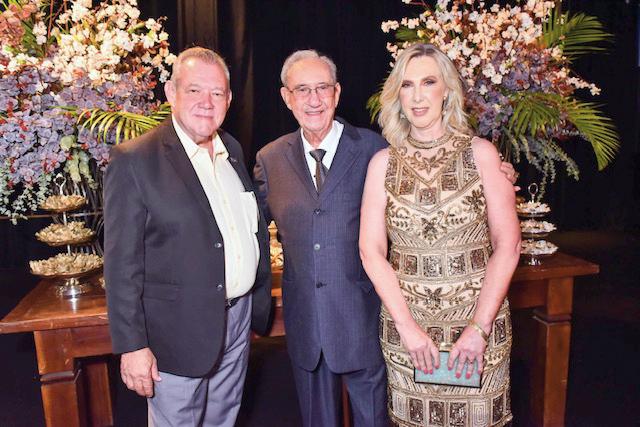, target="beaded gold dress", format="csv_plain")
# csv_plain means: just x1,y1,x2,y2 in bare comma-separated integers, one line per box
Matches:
381,133,512,427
